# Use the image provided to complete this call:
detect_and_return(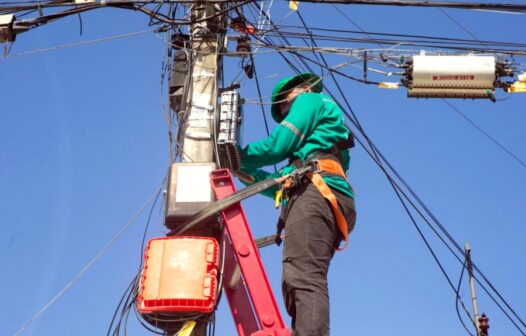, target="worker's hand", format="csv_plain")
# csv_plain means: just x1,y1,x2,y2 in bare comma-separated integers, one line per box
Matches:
233,170,255,184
